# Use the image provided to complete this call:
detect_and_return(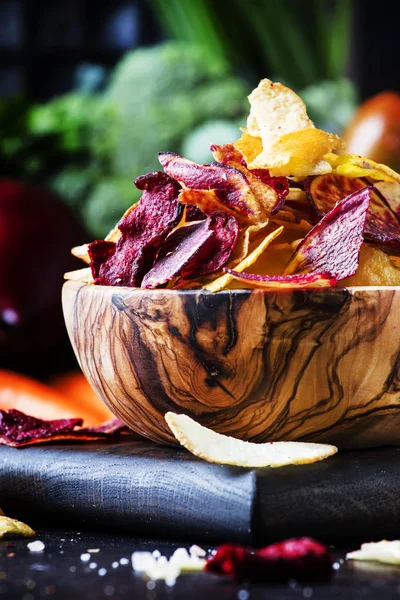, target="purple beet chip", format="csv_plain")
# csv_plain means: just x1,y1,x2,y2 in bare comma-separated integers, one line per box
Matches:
284,187,371,281
0,410,130,447
142,212,239,288
306,174,400,251
158,152,255,219
89,172,182,287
